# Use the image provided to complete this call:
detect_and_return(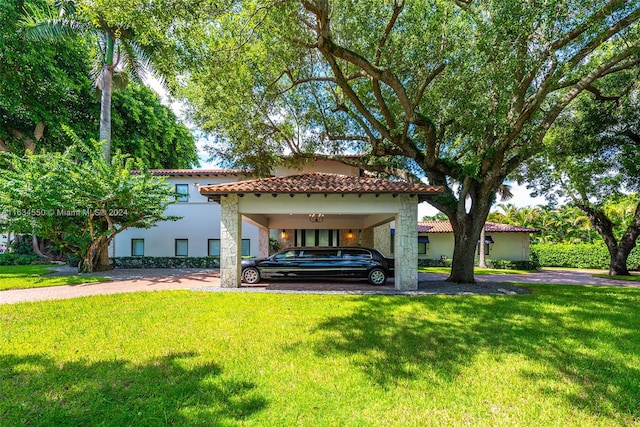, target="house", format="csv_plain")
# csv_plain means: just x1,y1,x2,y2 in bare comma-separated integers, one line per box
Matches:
112,159,537,289
407,221,539,262
112,169,260,259
0,232,8,254
114,158,443,290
